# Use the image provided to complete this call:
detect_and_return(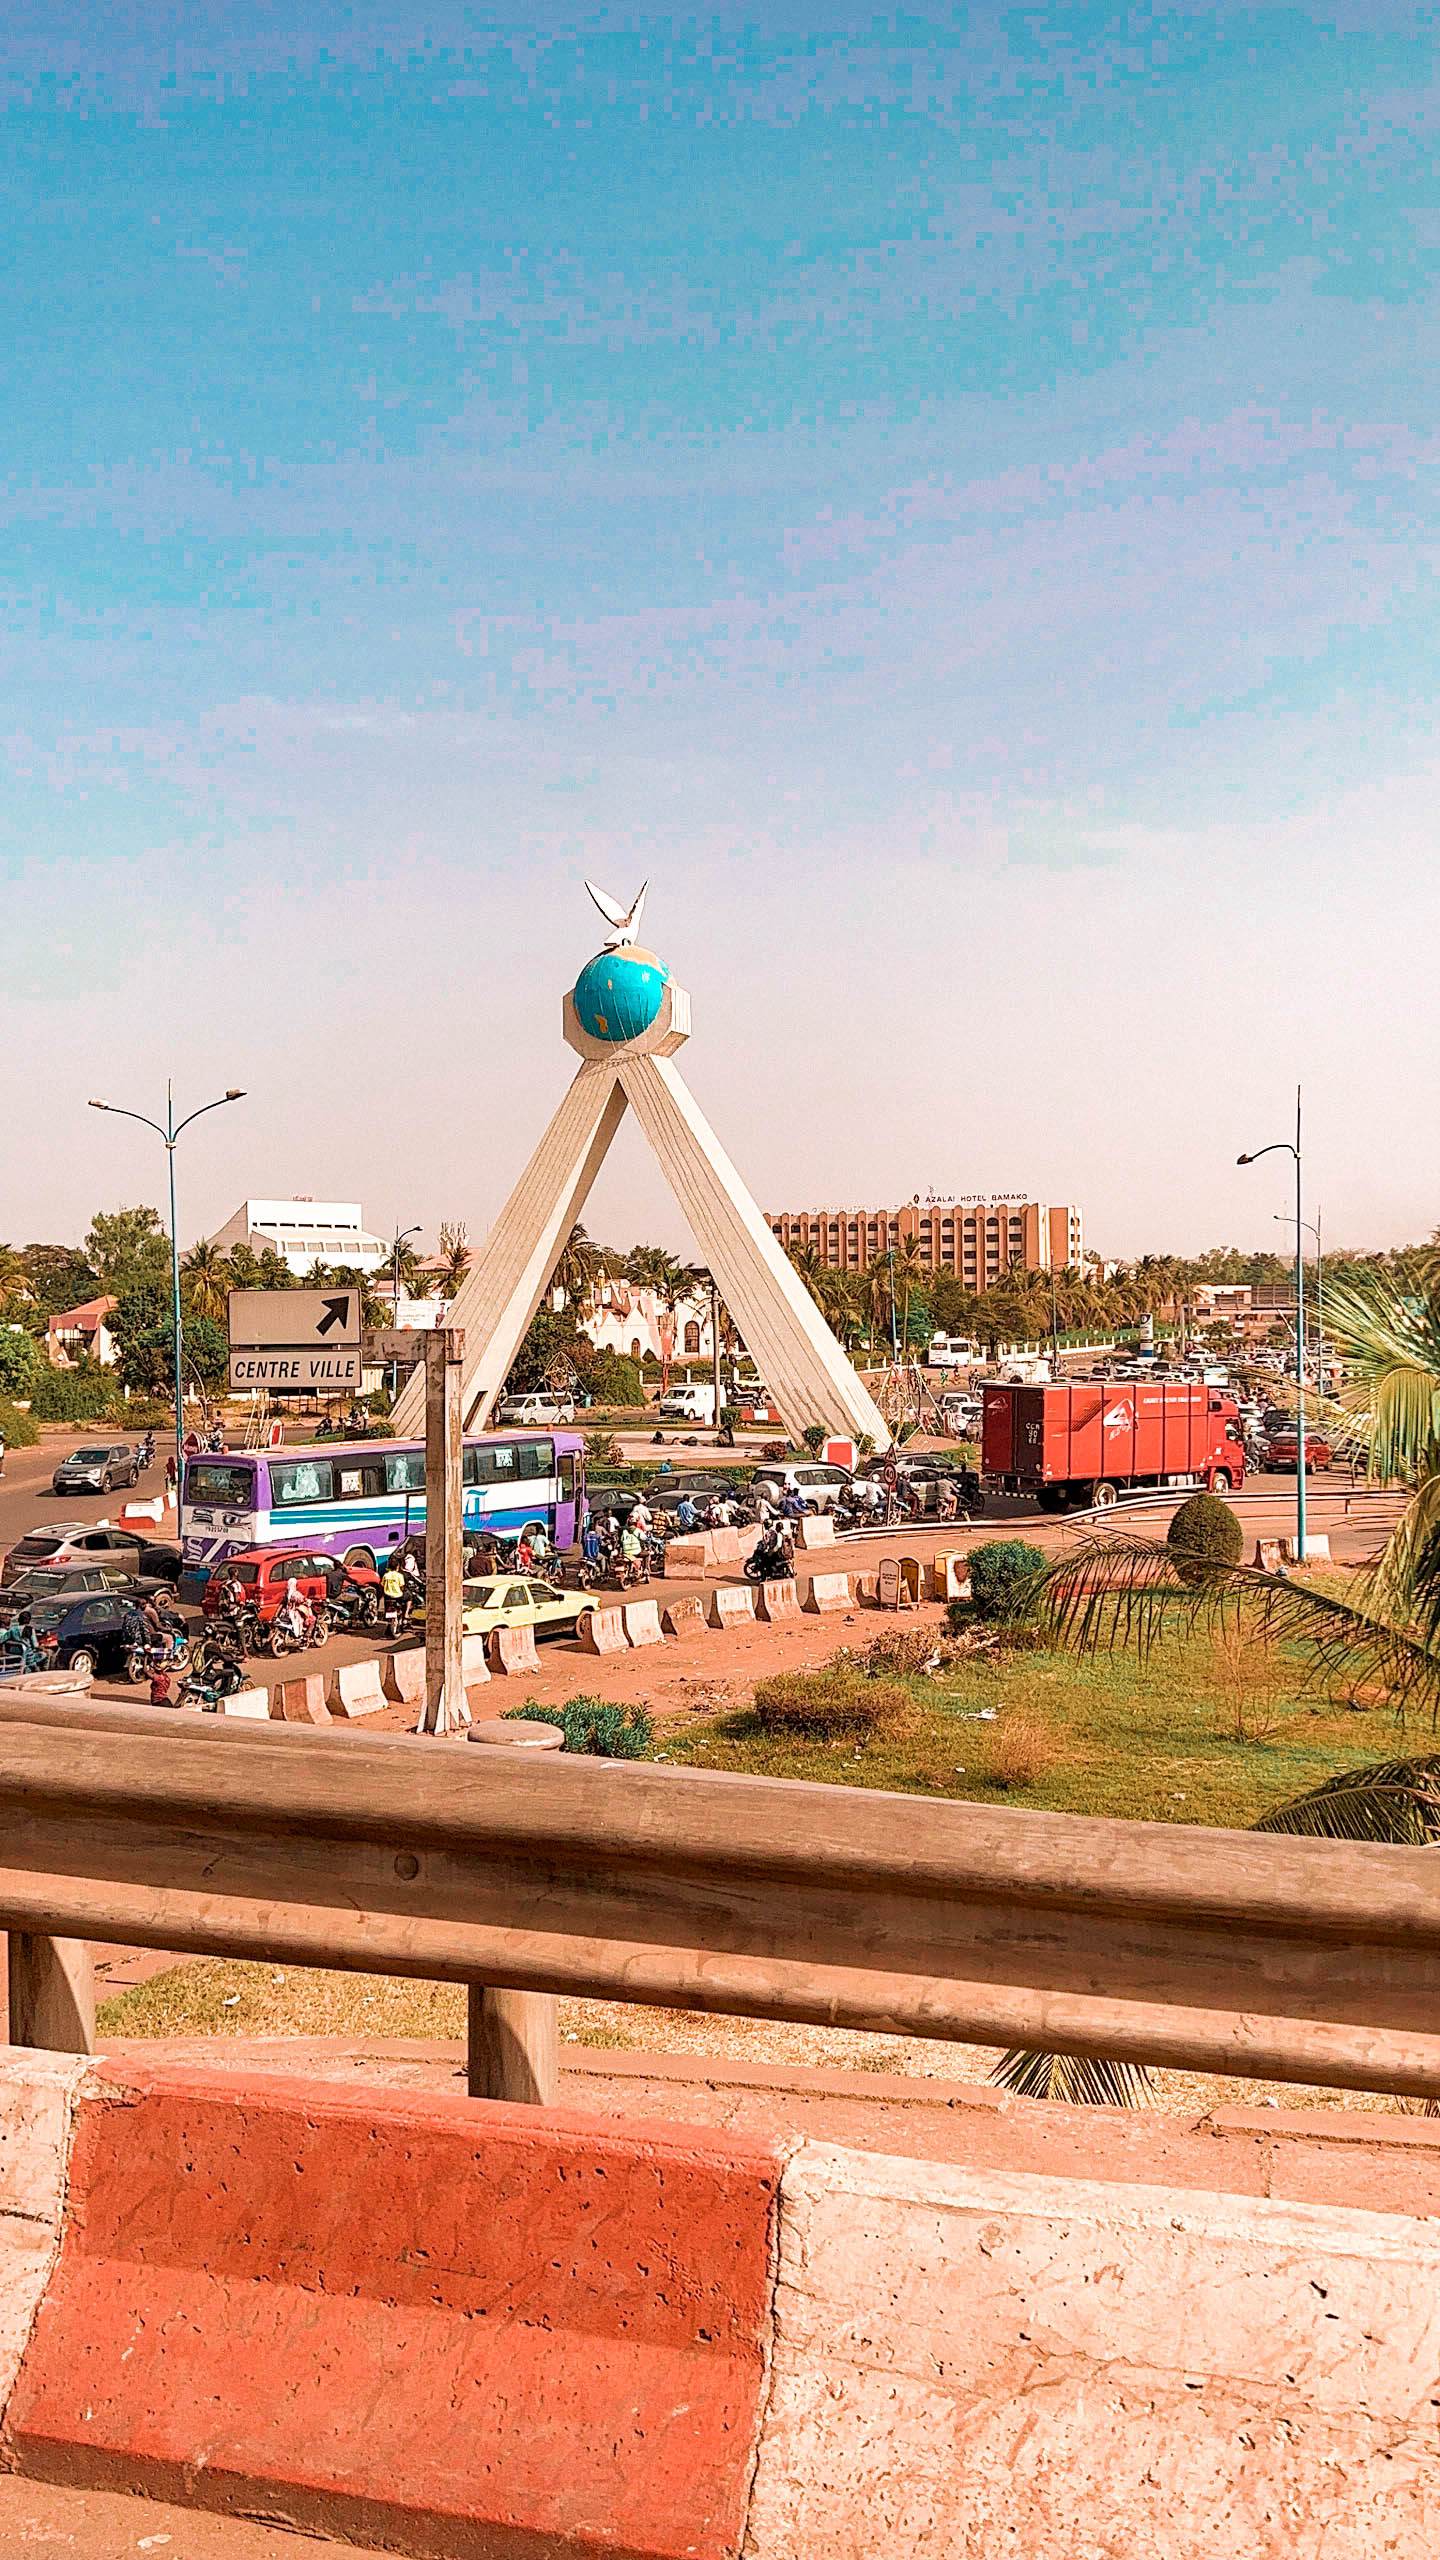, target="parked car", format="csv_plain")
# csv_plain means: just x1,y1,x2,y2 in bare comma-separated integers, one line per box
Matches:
202,1548,380,1621
2,1565,168,1609
1265,1427,1333,1473
748,1460,853,1512
27,1592,153,1679
49,1443,140,1496
496,1392,575,1425
426,1576,597,1642
649,1472,748,1514
1,1523,182,1588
